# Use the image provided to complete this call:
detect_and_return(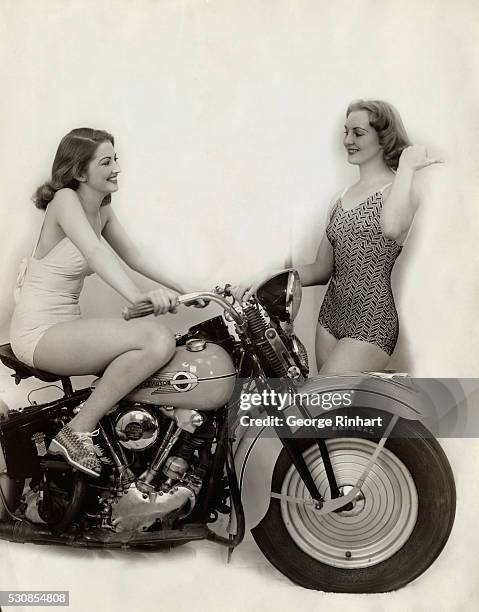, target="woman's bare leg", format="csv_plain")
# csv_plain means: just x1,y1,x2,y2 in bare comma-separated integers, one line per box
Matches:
315,324,339,372
33,318,176,432
319,337,390,375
